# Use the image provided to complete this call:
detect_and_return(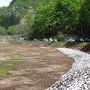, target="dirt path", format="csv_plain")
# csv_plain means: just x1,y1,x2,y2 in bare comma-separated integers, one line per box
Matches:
0,40,74,90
